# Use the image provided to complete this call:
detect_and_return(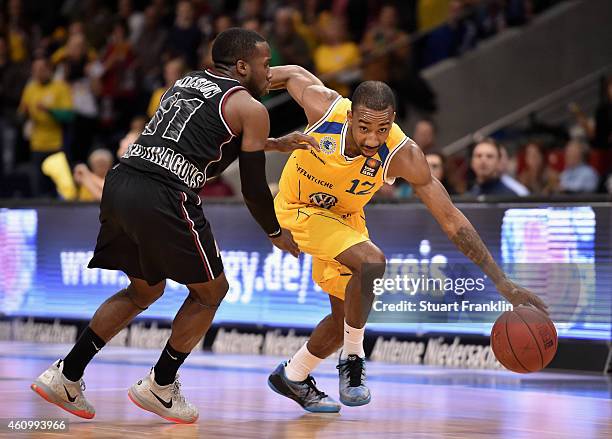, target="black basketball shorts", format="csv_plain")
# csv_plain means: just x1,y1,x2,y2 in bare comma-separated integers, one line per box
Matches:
88,164,224,285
